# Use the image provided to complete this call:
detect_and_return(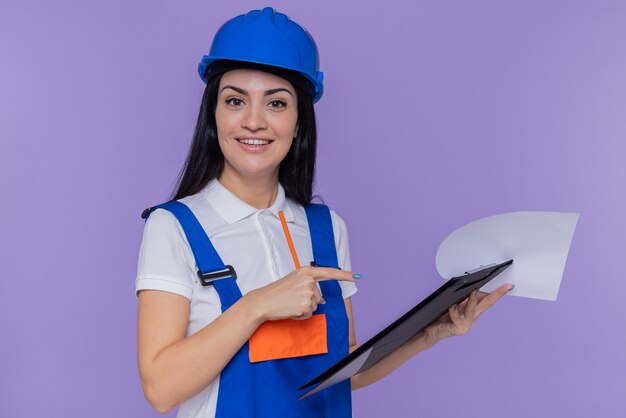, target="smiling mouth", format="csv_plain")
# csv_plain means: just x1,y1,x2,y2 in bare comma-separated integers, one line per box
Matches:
236,138,274,146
